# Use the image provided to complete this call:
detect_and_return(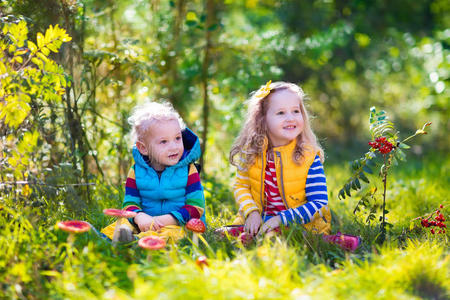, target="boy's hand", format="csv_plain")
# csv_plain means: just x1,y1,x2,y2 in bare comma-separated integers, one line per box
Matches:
134,212,161,232
153,214,177,227
244,211,262,236
260,215,281,234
